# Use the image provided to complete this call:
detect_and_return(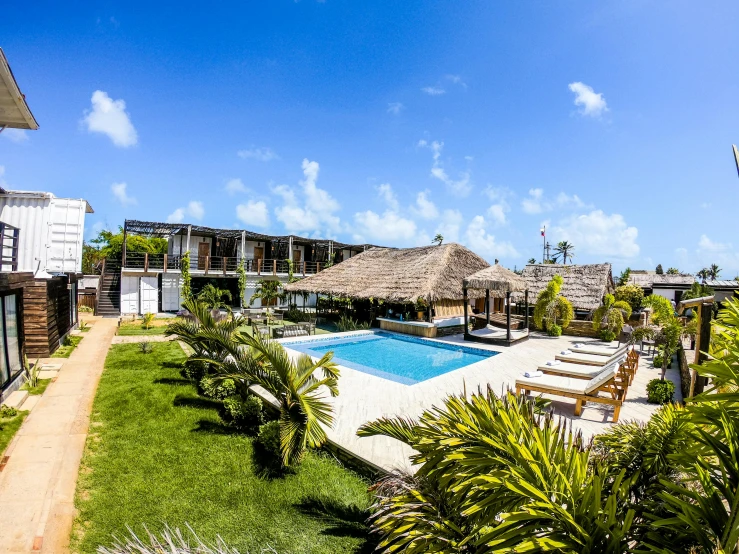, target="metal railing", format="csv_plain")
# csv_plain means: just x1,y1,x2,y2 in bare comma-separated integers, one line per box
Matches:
0,222,19,272
122,253,326,275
